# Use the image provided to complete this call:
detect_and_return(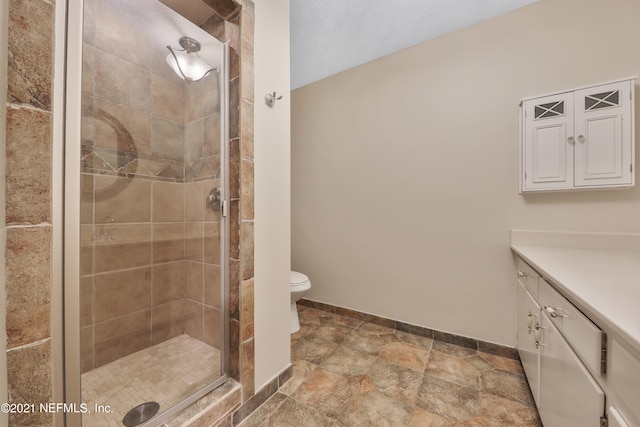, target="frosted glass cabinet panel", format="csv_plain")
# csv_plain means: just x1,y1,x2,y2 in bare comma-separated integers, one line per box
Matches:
520,78,635,193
